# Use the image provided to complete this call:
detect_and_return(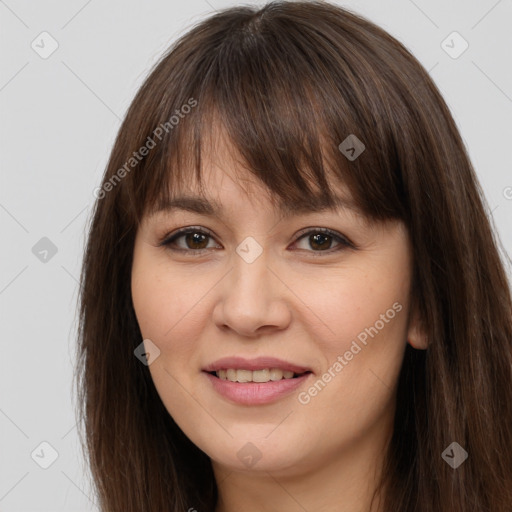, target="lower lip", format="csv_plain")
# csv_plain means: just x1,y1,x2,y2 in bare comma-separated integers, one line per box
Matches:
203,371,312,405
